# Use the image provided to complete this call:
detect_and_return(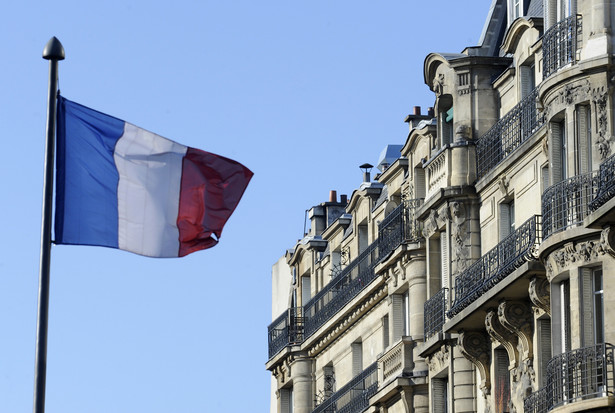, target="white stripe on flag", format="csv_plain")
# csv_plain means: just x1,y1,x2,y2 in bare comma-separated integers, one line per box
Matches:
114,123,188,257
